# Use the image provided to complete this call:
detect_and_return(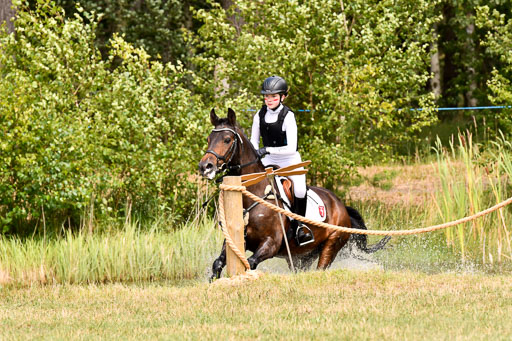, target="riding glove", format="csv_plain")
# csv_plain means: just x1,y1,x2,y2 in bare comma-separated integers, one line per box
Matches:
256,147,269,158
